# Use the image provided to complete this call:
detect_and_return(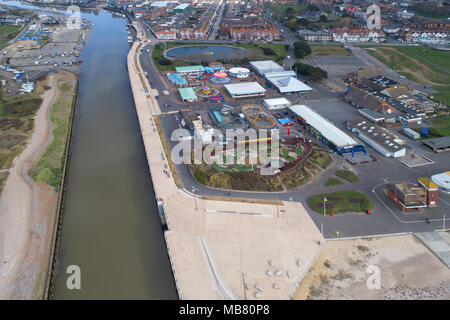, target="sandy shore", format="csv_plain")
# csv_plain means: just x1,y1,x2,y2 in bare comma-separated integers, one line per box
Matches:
0,71,75,299
292,234,450,300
